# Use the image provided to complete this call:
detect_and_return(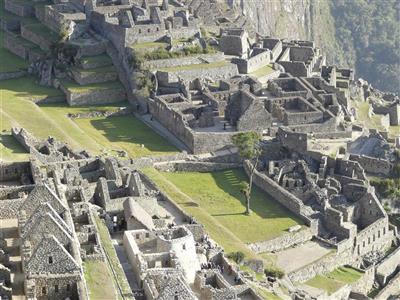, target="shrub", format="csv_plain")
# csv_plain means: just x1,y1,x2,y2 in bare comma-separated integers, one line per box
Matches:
264,268,284,279
227,251,245,264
